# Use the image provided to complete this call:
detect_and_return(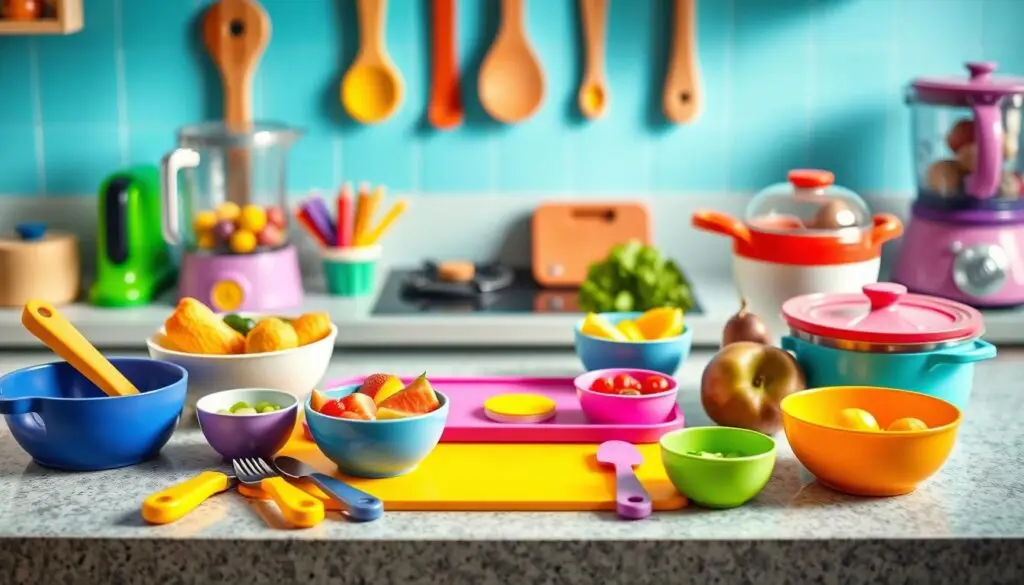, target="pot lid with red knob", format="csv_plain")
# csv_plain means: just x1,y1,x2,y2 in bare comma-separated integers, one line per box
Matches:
744,169,872,234
781,283,985,346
